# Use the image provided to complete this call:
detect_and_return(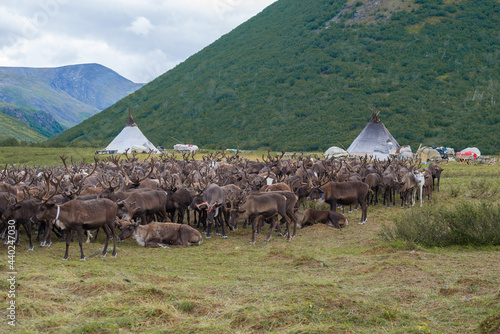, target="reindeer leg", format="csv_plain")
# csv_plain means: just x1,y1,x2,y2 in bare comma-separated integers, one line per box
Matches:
216,207,228,239
285,216,292,242
14,225,20,246
100,226,110,258
92,227,100,242
108,222,117,257
76,226,86,261
85,230,93,243
45,221,53,247
290,213,298,238
63,228,71,260
23,222,34,251
358,201,368,225
266,216,278,242
206,211,213,239
250,217,257,245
